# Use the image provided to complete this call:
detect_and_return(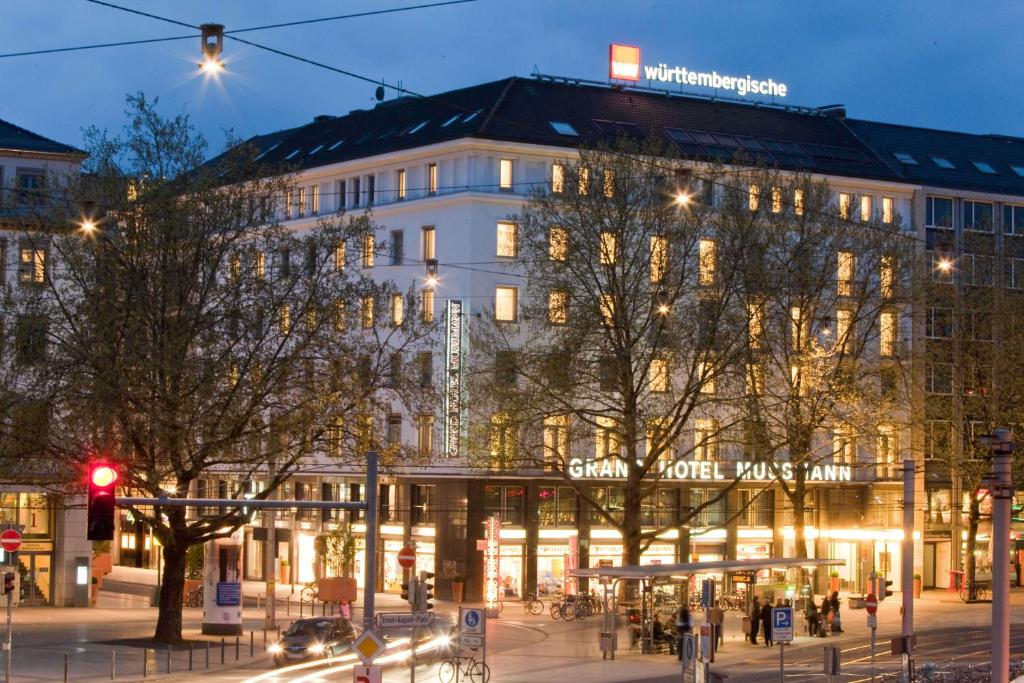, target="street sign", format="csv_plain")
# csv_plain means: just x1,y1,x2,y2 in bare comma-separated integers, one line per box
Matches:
353,665,382,683
352,630,386,665
772,607,794,643
682,633,696,665
867,613,877,629
397,545,416,569
376,612,434,629
460,634,484,649
459,607,486,652
865,592,878,615
0,530,20,554
699,624,712,661
731,572,756,584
